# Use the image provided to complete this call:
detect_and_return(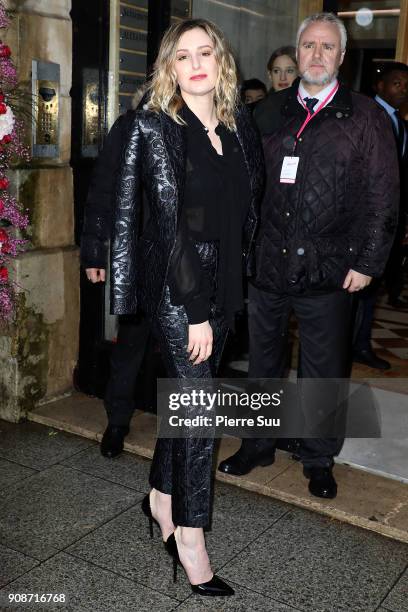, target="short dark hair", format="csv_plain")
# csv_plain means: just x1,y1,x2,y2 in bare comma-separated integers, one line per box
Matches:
267,46,297,72
241,78,267,94
375,61,408,85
